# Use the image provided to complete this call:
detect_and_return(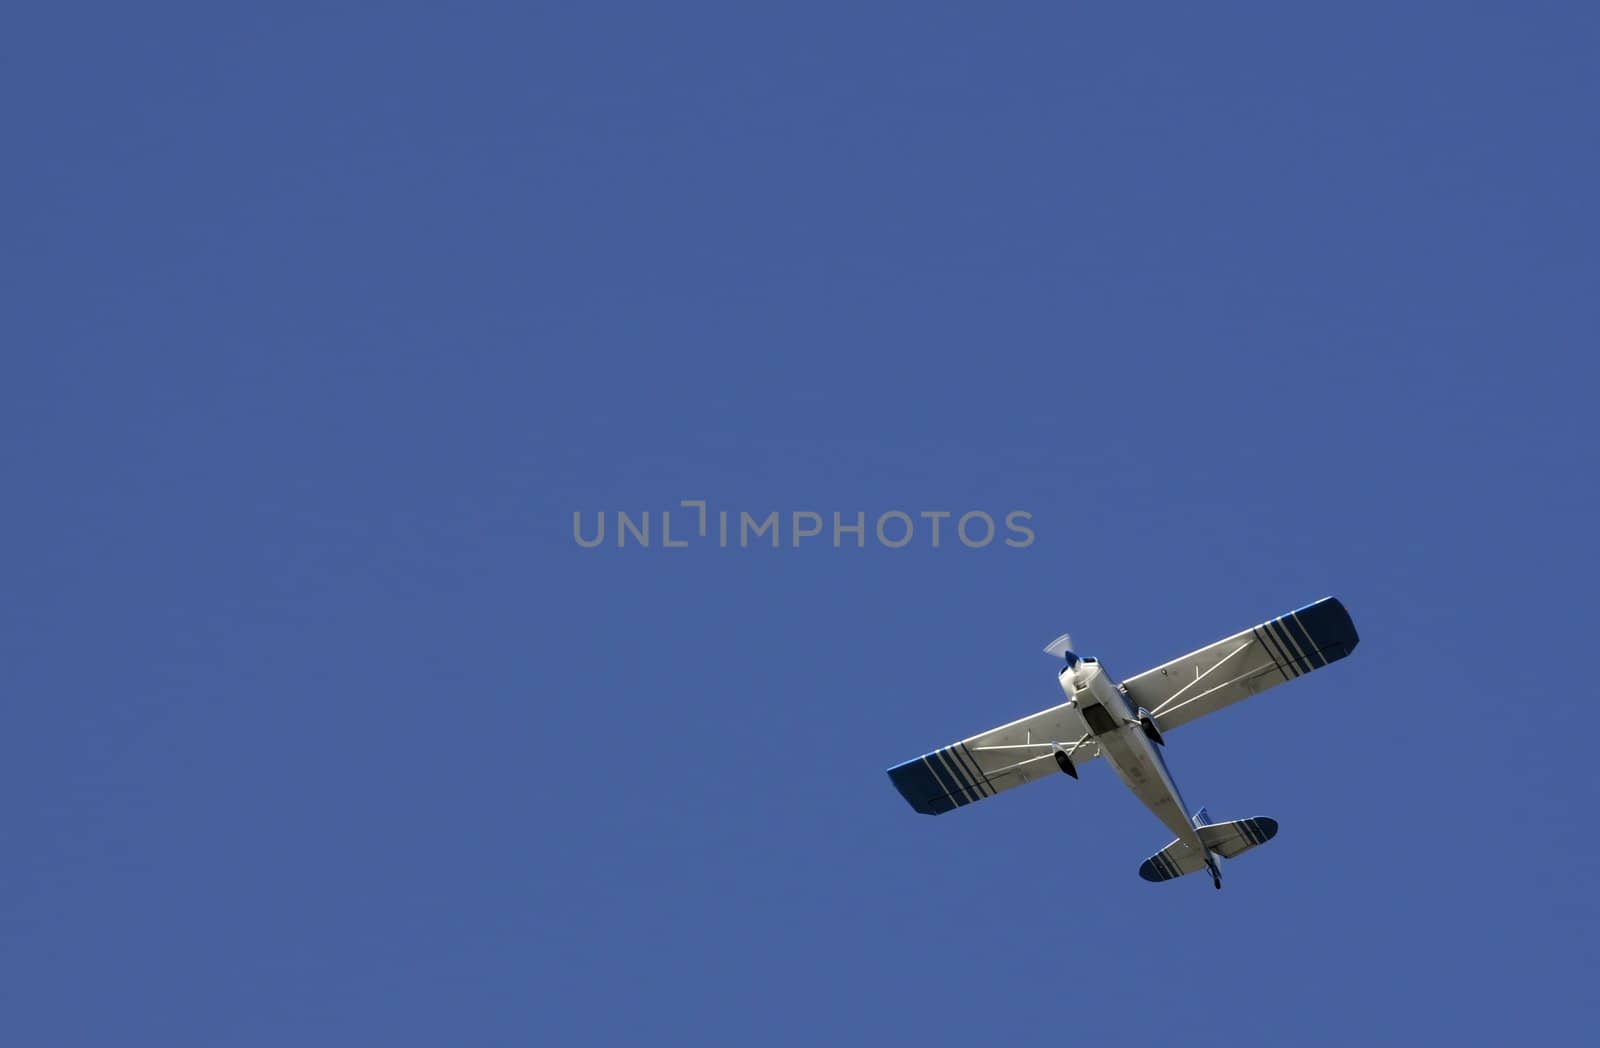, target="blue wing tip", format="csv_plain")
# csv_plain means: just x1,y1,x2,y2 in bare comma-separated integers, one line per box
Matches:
1294,595,1360,659
887,758,948,815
